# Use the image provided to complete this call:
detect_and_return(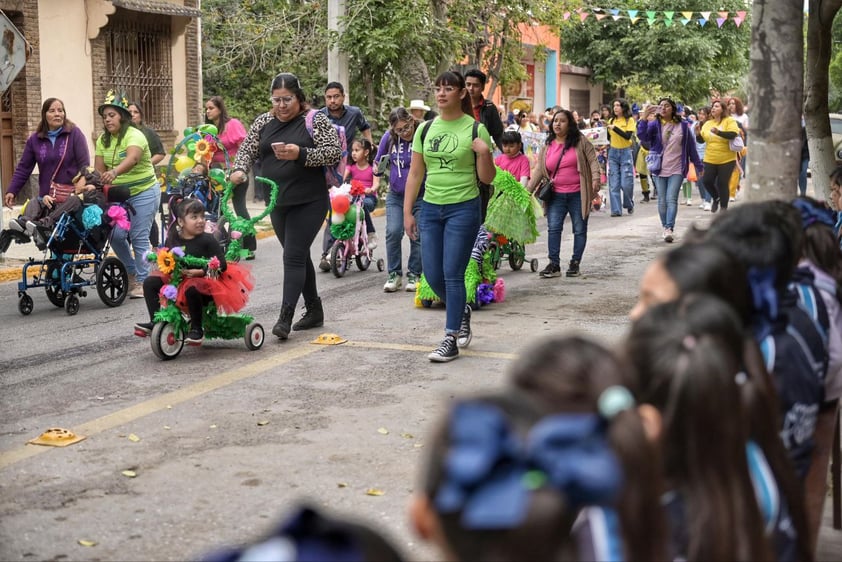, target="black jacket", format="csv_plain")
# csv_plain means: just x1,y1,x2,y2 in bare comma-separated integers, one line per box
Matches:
477,99,504,149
